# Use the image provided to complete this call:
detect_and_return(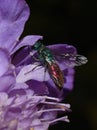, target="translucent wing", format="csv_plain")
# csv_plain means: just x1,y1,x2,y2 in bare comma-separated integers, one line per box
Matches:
72,54,88,66
58,54,88,67
48,44,88,67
